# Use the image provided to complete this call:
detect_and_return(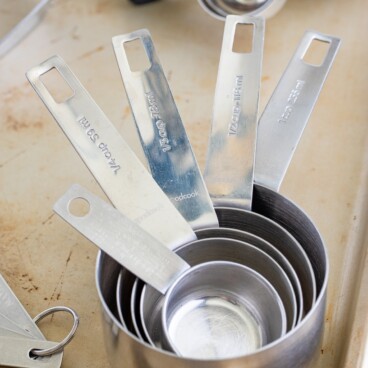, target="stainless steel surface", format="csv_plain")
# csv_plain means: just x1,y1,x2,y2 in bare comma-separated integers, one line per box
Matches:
194,228,303,322
113,29,218,230
197,0,286,20
26,55,196,250
55,185,289,357
0,0,50,58
96,184,327,367
254,31,341,191
204,15,264,210
141,236,297,350
214,207,315,312
53,184,190,294
0,274,44,340
0,337,63,368
95,28,339,367
162,261,287,359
